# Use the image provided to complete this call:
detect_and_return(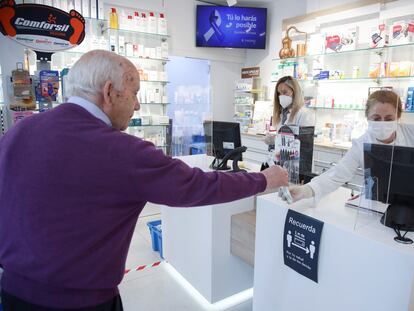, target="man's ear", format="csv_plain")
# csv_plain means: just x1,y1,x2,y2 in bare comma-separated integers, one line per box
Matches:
103,80,113,106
